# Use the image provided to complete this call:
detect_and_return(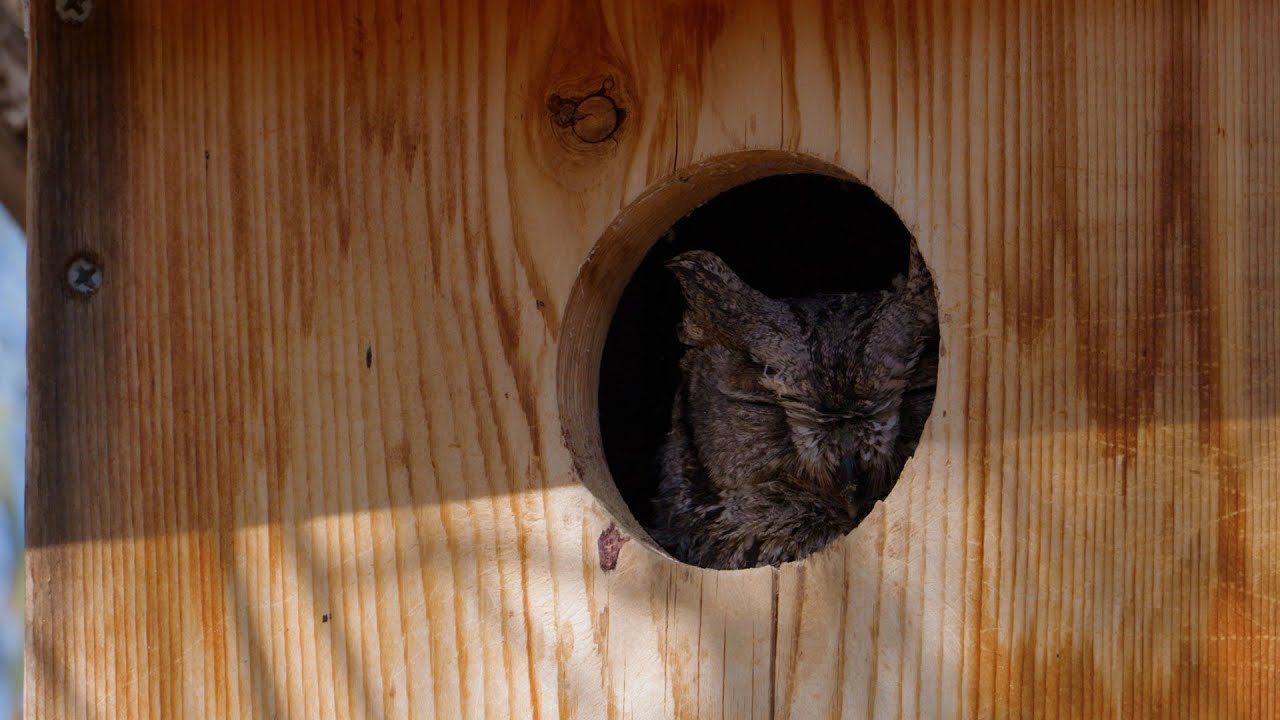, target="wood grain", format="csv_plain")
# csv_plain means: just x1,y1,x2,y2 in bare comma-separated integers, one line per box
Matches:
25,0,1280,717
